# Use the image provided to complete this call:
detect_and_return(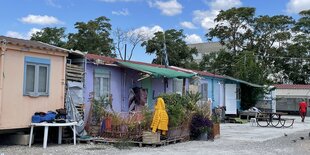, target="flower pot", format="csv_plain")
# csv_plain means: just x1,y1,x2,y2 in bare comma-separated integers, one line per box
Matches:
105,117,112,132
212,123,220,139
198,133,208,141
